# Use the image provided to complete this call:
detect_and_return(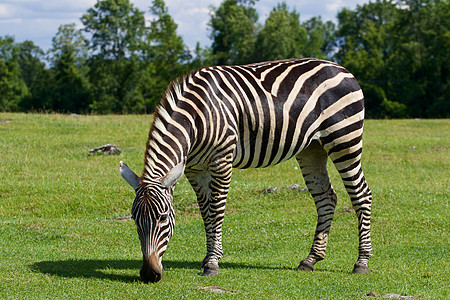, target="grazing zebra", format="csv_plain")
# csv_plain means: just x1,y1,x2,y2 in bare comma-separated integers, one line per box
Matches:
120,58,373,283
